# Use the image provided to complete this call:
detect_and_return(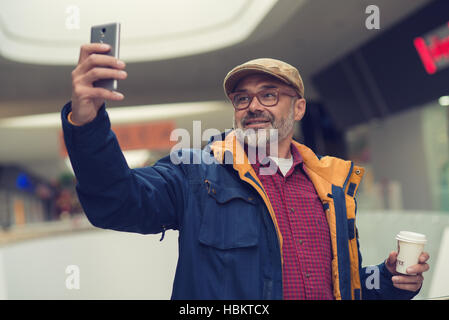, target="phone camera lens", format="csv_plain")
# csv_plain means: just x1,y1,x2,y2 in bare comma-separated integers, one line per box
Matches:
102,28,106,33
